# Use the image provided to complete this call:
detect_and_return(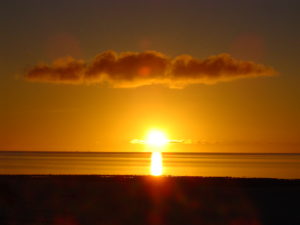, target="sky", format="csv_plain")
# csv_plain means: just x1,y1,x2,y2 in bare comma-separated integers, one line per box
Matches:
0,0,299,152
